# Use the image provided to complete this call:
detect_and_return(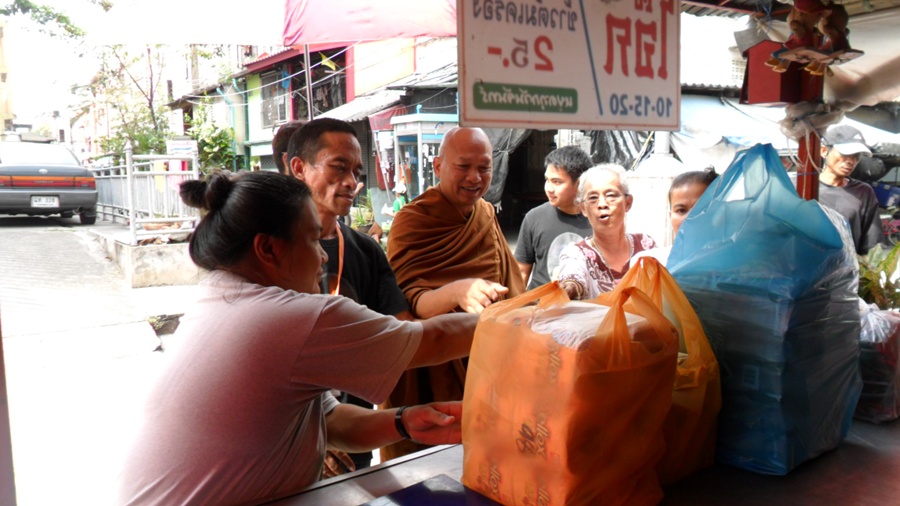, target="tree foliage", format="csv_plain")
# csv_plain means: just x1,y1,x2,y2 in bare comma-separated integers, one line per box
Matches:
186,101,238,174
0,0,111,38
77,45,170,158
